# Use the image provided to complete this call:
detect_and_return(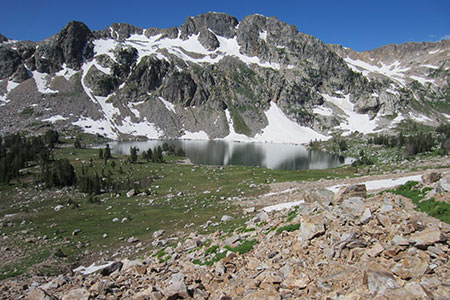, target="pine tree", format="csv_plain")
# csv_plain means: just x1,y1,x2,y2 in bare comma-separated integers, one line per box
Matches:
129,146,138,163
104,144,112,160
74,136,82,149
